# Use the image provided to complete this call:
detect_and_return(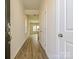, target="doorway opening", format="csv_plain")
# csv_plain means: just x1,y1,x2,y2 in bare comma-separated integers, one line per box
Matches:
10,0,50,59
